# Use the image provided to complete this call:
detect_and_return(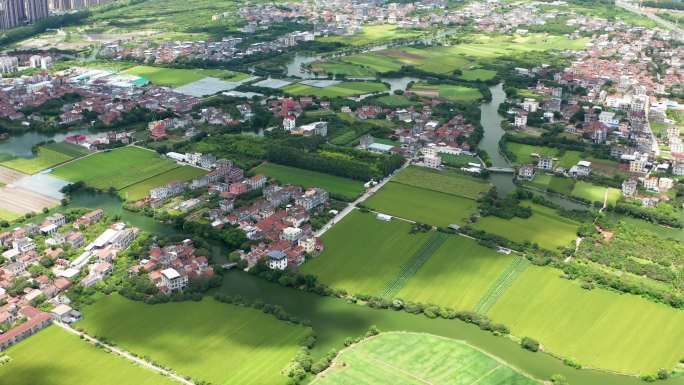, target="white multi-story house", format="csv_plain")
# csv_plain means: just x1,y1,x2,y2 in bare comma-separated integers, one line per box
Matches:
622,179,638,197
161,268,188,292
267,251,288,270
423,155,441,169
537,156,554,170
295,188,328,211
